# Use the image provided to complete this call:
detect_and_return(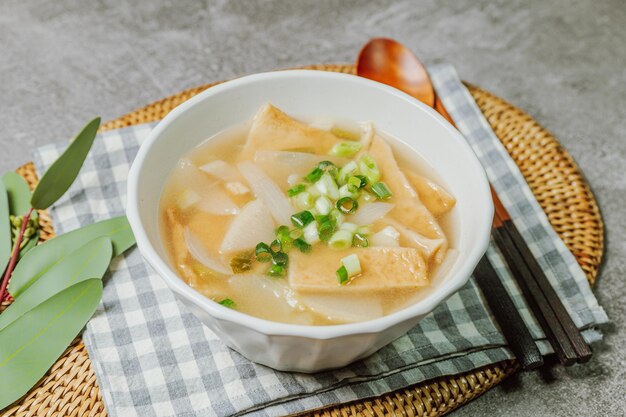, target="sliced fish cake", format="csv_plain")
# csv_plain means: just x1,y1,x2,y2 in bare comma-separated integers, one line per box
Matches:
289,246,428,293
240,104,340,160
